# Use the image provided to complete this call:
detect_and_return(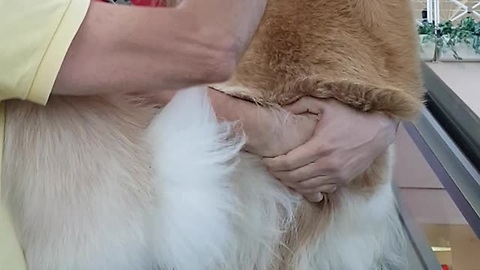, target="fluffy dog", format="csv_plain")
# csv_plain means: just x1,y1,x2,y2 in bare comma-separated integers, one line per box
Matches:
2,0,424,269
